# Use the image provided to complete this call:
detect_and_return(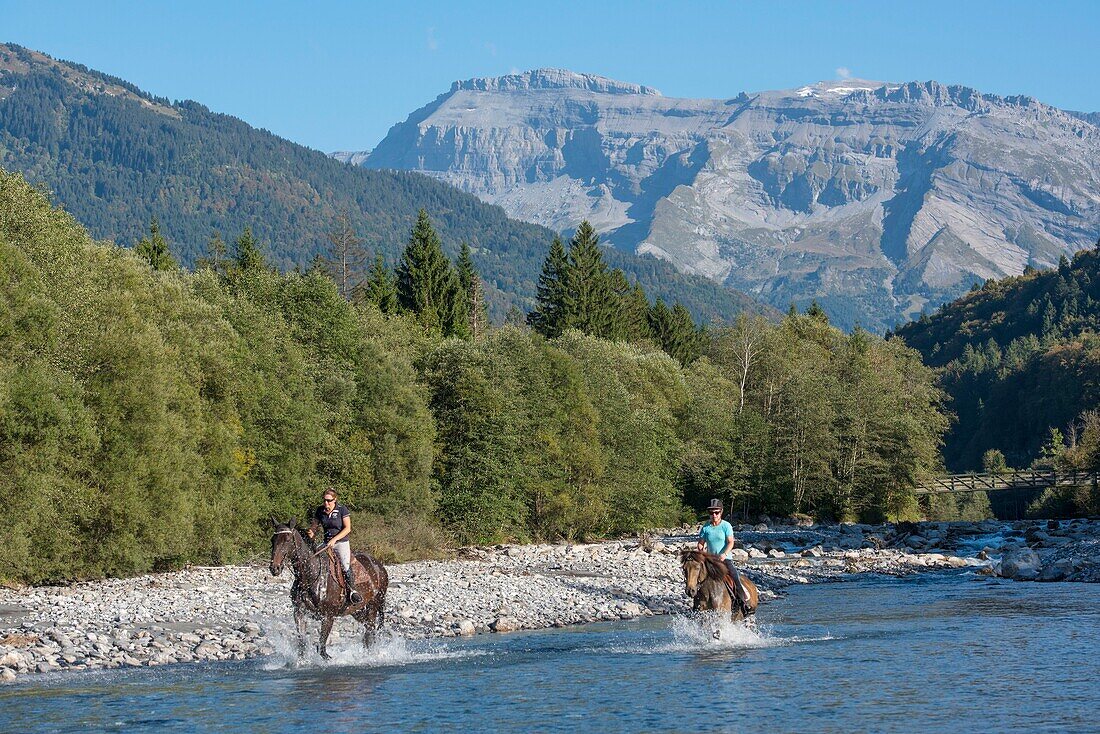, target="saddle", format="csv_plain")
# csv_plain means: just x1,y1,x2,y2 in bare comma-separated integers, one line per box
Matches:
311,547,347,604
722,567,751,615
